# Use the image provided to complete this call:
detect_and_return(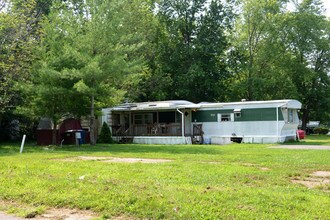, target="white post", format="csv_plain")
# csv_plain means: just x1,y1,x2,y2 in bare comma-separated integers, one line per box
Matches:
20,135,26,153
176,109,184,137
